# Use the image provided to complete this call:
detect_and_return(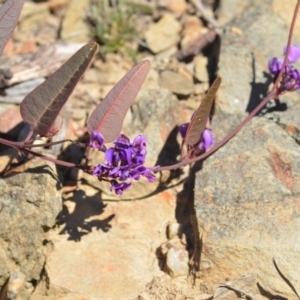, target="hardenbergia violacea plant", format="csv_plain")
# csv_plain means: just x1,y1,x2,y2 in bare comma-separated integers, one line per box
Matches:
0,0,300,195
